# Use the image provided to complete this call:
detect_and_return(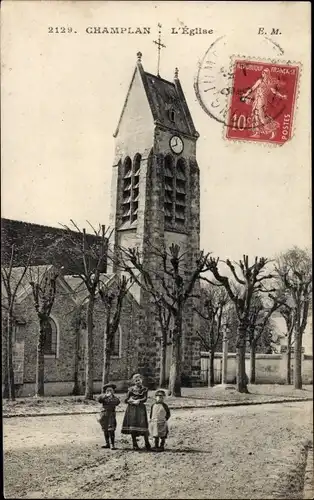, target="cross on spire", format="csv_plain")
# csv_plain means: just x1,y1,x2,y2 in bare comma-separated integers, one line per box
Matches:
153,23,166,77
